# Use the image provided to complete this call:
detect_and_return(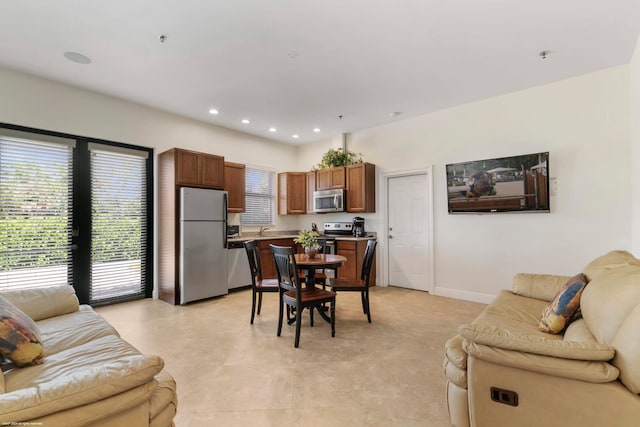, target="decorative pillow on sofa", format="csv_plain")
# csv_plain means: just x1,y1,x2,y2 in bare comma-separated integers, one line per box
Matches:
538,273,587,334
0,295,45,366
